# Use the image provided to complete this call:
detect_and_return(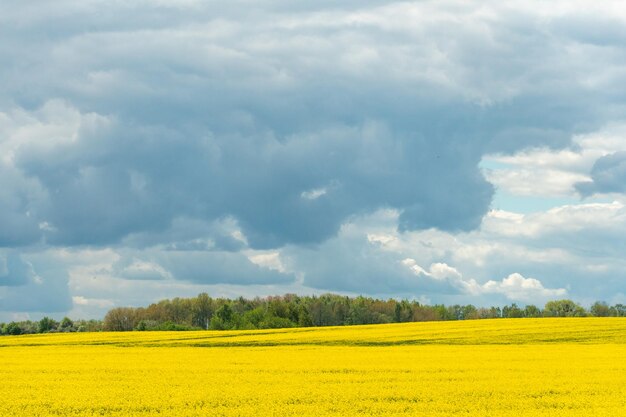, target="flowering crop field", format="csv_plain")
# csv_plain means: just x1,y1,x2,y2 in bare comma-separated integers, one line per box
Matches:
1,318,625,416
